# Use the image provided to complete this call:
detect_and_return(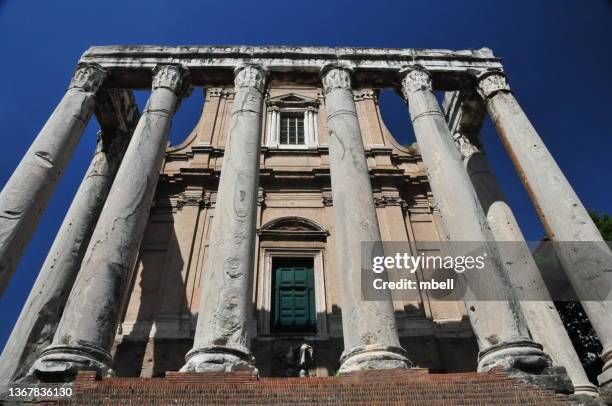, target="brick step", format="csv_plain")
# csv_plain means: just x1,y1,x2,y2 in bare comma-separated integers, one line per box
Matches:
35,369,571,405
